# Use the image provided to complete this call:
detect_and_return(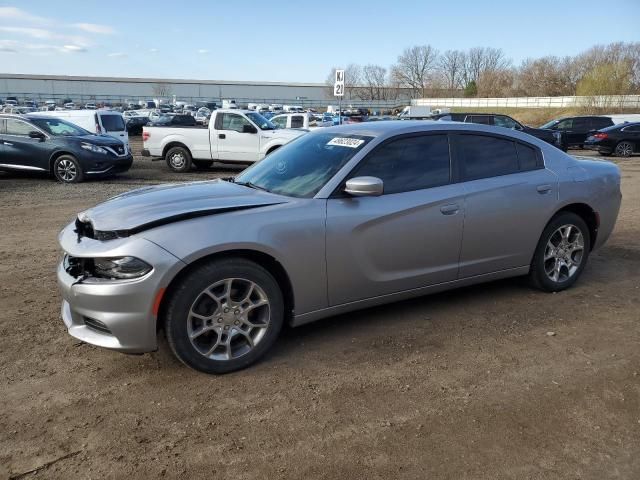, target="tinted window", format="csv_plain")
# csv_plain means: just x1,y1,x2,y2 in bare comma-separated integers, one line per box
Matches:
555,118,573,130
468,115,492,125
516,143,539,171
591,117,613,129
6,119,34,136
100,114,125,132
573,118,590,131
291,115,304,128
494,115,518,129
458,135,518,181
355,134,450,194
221,113,251,132
622,124,640,132
30,117,90,136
